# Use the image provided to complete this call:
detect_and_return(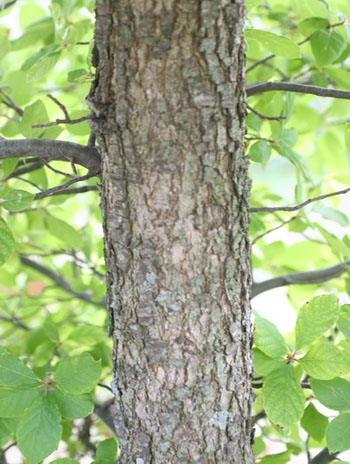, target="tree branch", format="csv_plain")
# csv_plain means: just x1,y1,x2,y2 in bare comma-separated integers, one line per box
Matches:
252,260,350,298
250,187,350,213
246,82,350,100
310,448,339,464
0,139,100,174
19,256,106,308
34,173,95,200
44,185,99,197
246,104,286,121
0,0,16,11
251,215,298,244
